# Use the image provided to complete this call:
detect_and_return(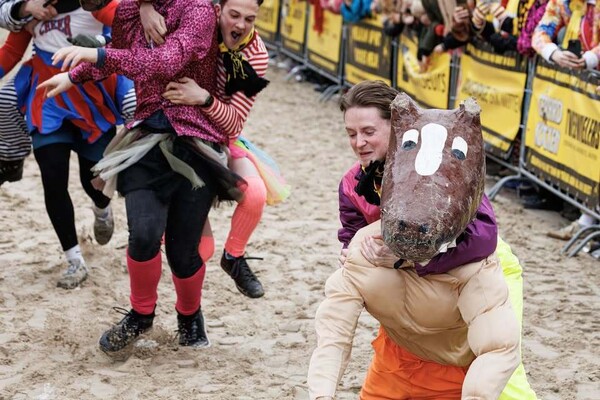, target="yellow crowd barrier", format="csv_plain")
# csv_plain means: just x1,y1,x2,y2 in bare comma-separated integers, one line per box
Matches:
456,40,528,159
254,13,600,243
395,31,452,109
523,59,600,209
281,0,308,60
